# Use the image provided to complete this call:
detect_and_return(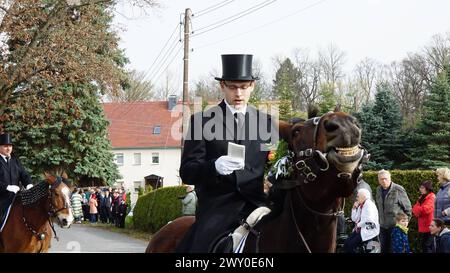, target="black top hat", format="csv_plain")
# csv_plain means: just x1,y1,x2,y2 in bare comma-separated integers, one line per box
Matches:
0,133,12,145
214,54,259,81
